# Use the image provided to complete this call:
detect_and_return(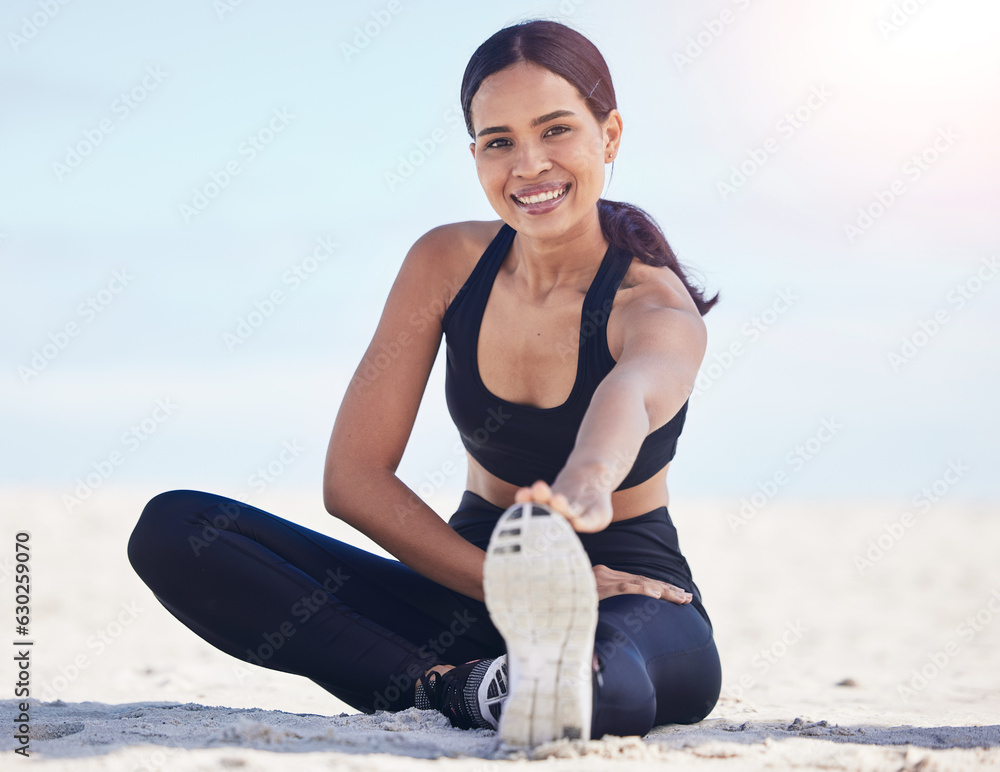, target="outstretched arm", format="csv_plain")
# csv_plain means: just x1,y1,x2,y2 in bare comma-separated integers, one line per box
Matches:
516,261,707,533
